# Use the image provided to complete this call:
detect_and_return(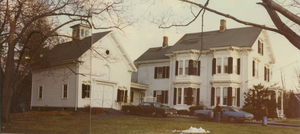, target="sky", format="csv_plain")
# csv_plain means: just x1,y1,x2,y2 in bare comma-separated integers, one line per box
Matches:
63,0,300,91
